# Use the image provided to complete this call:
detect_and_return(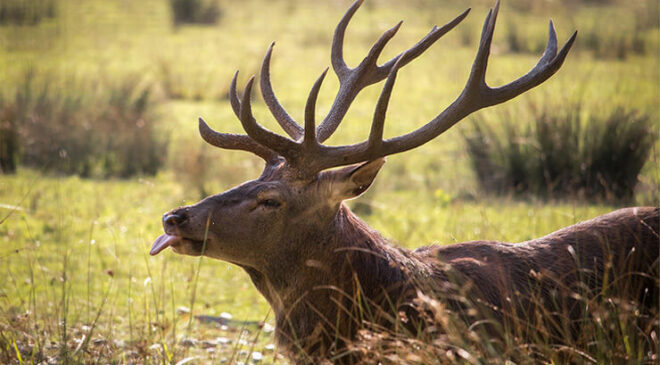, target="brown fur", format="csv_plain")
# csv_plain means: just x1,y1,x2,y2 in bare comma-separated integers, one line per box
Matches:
259,205,659,361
